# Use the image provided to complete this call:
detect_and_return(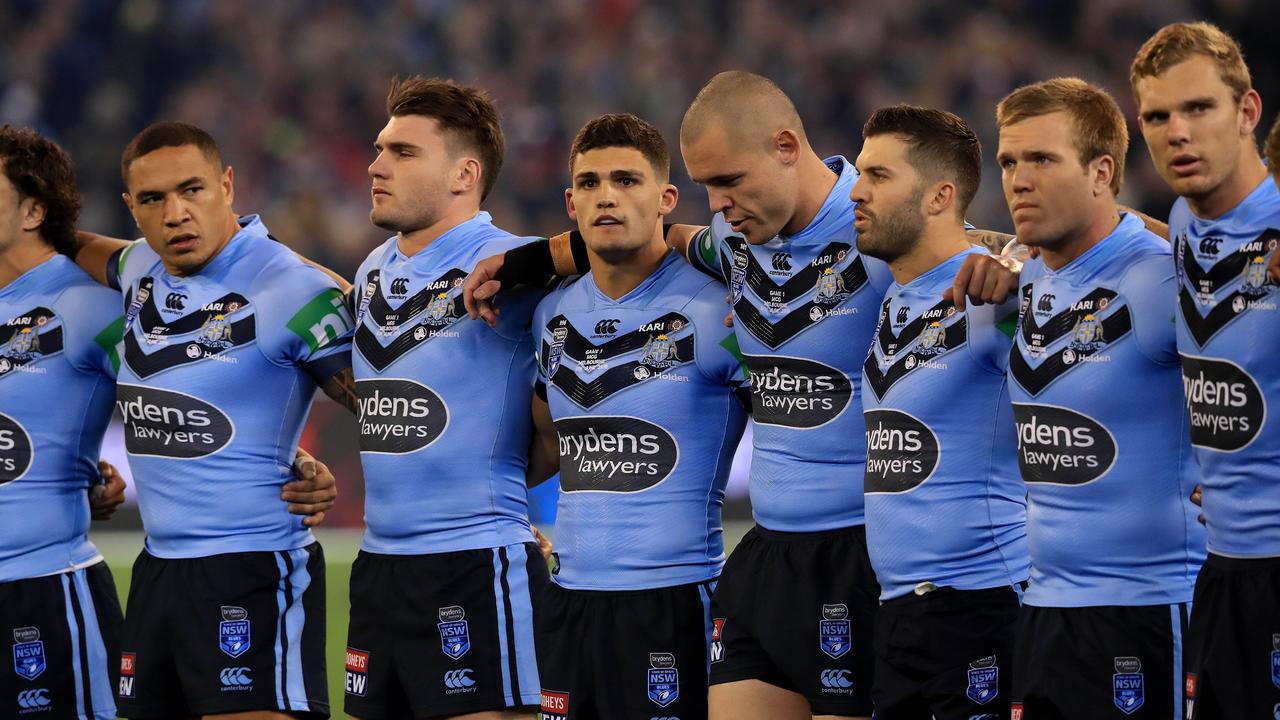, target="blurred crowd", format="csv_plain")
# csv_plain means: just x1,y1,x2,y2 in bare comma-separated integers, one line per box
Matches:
3,0,1278,278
